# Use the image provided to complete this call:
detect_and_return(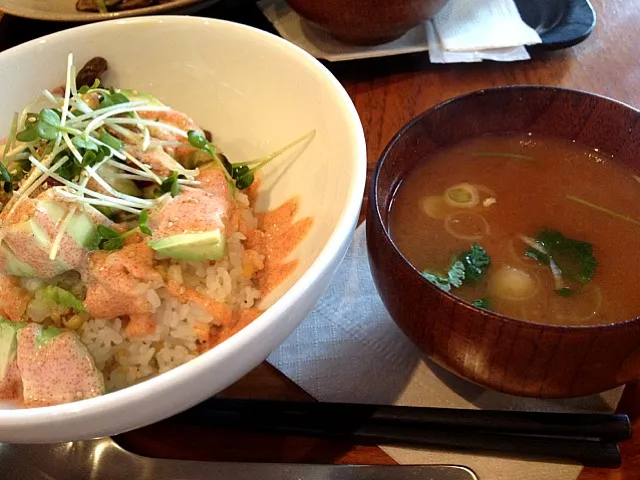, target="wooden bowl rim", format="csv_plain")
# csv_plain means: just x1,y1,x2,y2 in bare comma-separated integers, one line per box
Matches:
370,84,640,332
